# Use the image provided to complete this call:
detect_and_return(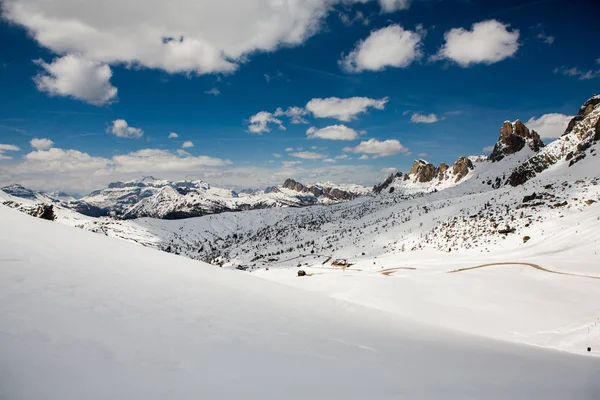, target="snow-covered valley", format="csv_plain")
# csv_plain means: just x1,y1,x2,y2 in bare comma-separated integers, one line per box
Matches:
2,96,600,398
1,199,600,399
